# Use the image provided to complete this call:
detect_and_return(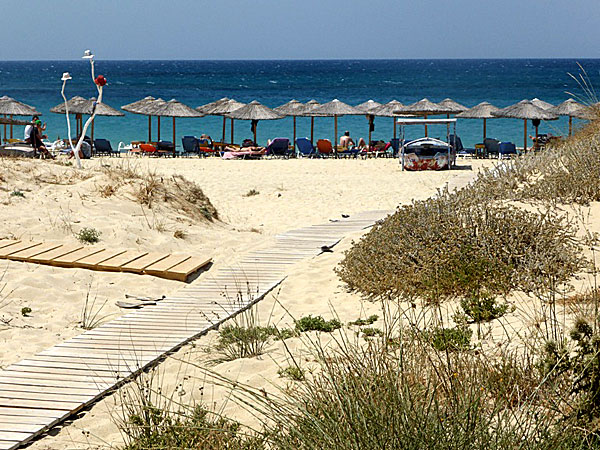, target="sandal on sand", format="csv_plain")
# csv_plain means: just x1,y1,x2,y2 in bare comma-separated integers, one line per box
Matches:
116,300,157,309
125,294,166,302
